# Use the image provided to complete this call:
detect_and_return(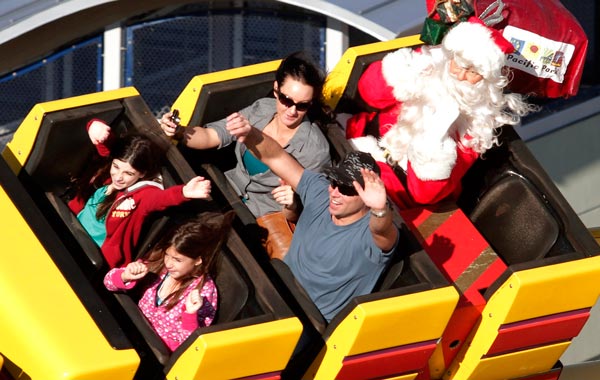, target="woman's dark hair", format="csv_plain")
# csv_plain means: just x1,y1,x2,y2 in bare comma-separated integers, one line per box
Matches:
95,134,163,219
144,210,236,309
275,51,335,125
